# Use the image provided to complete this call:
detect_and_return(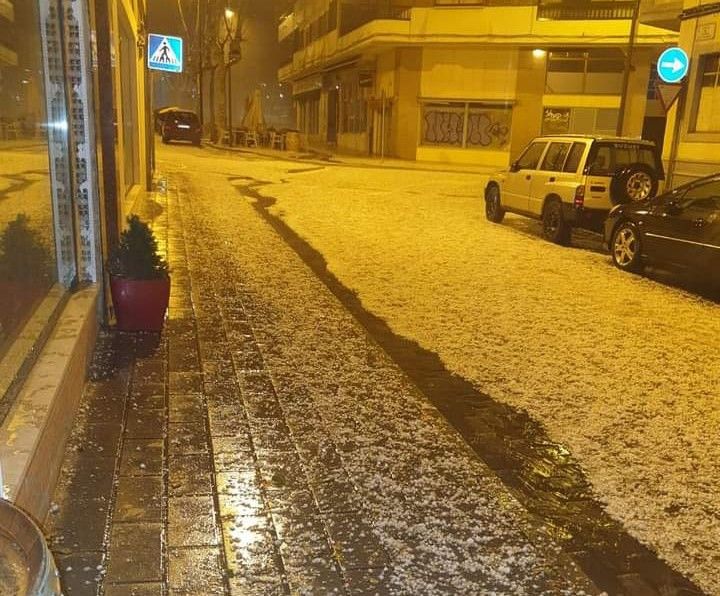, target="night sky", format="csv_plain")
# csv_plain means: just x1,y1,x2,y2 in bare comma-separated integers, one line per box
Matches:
148,0,294,127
